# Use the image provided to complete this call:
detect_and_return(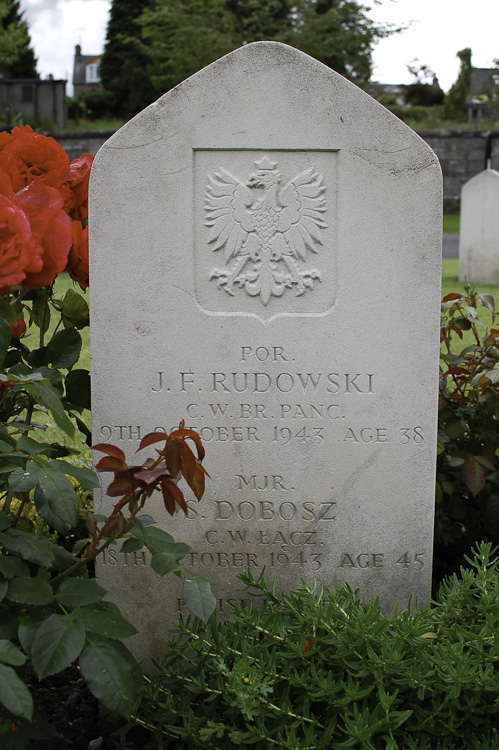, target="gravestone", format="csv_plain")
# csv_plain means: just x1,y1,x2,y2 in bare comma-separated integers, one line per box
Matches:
90,42,442,663
459,169,499,284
